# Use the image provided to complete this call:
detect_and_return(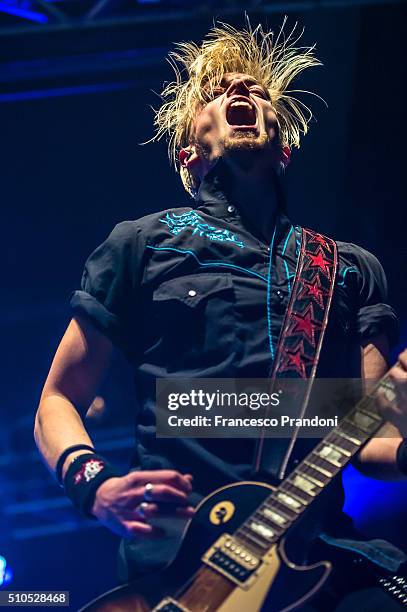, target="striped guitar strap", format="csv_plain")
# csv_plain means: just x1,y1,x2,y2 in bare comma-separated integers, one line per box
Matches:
253,227,338,481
